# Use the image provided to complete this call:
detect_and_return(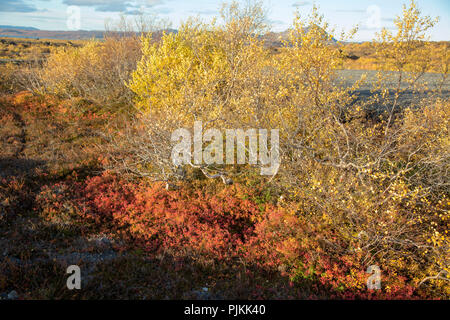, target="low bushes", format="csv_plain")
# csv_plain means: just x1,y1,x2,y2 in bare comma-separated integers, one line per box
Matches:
7,0,448,299
38,36,141,111
36,172,447,299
